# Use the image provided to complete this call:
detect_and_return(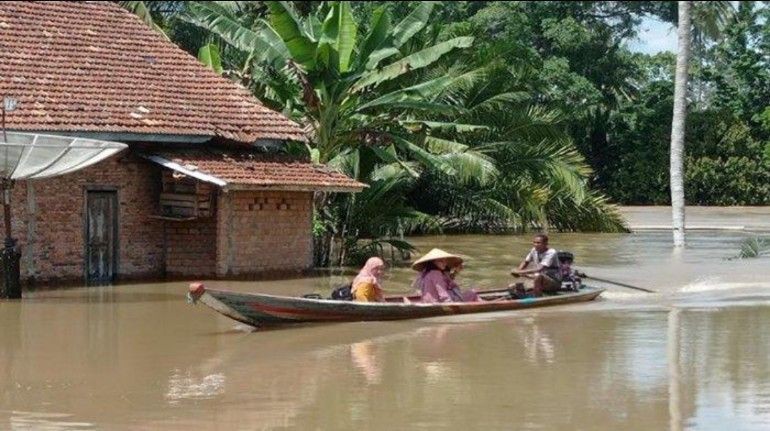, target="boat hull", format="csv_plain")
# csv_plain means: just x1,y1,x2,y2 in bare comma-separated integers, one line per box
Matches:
189,284,604,327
